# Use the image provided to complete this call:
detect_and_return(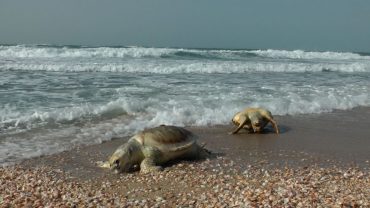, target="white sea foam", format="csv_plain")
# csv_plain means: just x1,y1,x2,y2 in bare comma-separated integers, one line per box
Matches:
251,49,369,60
0,45,176,58
1,61,369,73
